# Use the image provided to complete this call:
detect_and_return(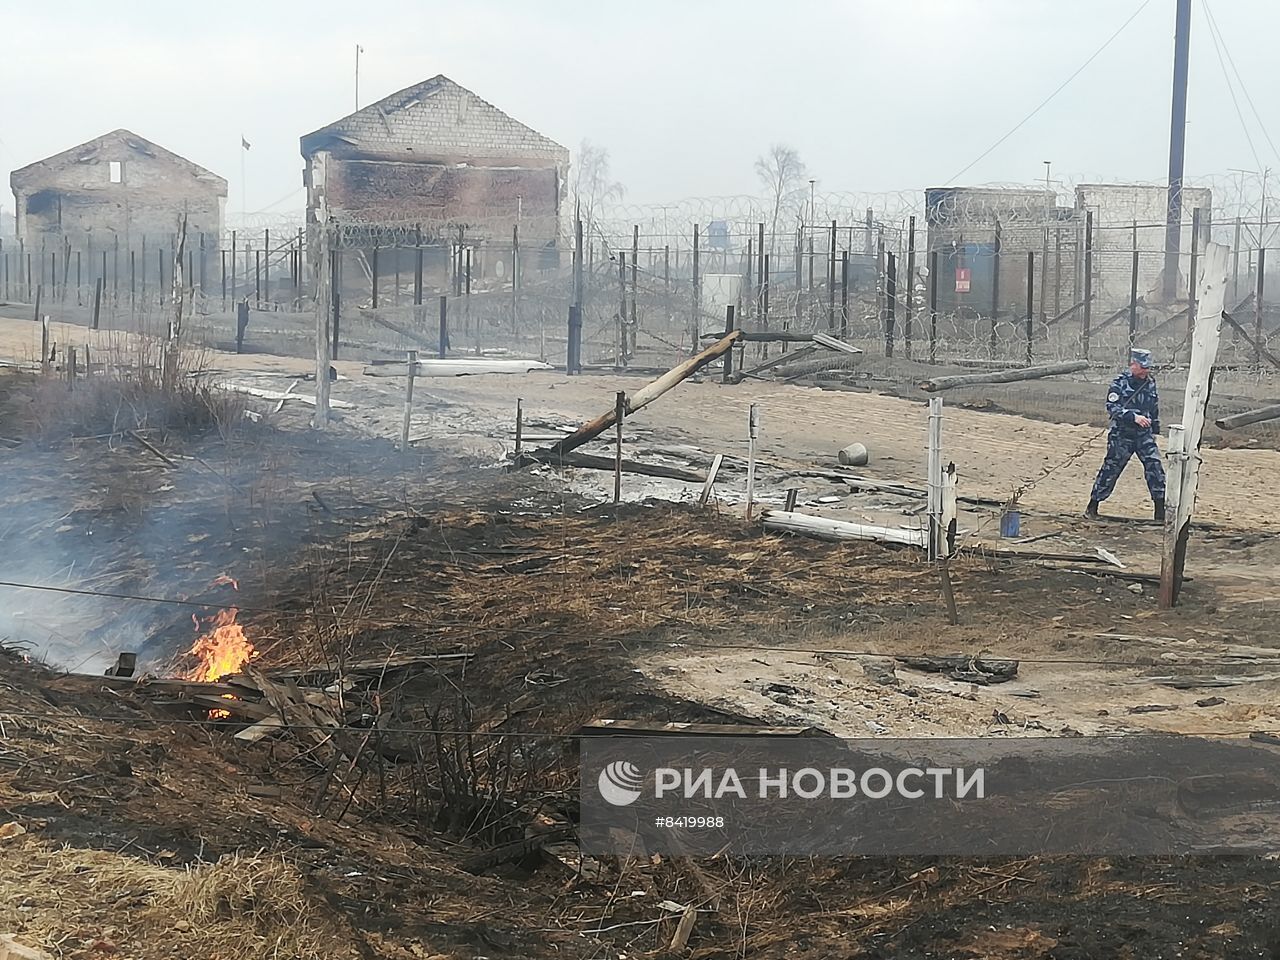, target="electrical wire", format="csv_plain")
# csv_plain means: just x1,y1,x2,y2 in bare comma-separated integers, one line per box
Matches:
1201,0,1280,169
1200,0,1264,176
946,0,1155,185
